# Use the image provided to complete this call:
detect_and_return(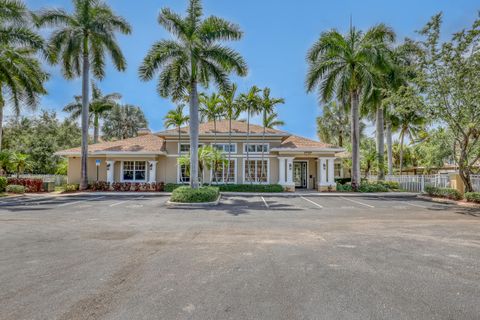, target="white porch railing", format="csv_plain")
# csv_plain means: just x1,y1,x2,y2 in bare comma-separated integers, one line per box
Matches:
367,174,451,193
